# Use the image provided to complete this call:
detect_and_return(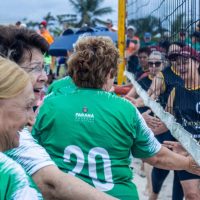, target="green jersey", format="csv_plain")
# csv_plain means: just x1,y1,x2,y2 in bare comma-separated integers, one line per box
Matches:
47,76,75,95
0,152,43,200
33,88,161,200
